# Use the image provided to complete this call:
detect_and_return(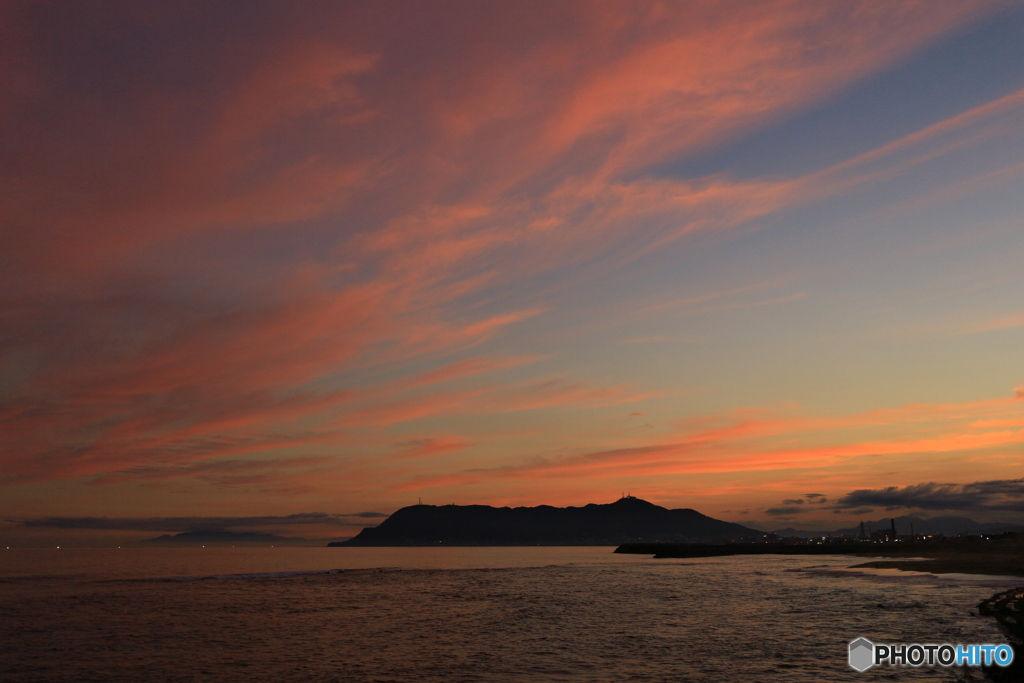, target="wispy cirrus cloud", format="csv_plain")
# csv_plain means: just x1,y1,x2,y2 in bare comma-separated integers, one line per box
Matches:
388,388,1024,492
962,312,1024,336
0,1,1007,516
390,437,474,461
